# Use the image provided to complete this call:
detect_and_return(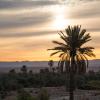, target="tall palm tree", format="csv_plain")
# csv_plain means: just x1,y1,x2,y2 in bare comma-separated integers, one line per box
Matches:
48,25,95,100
